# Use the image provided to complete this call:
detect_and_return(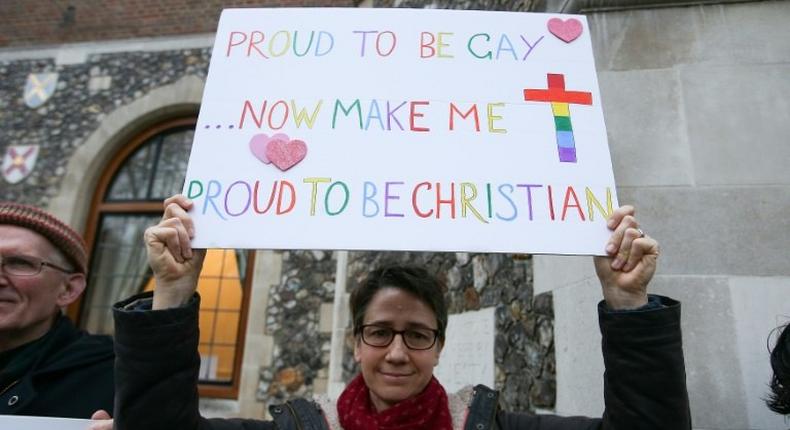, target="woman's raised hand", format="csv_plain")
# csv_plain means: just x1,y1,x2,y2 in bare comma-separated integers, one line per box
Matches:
144,194,206,310
593,205,659,310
